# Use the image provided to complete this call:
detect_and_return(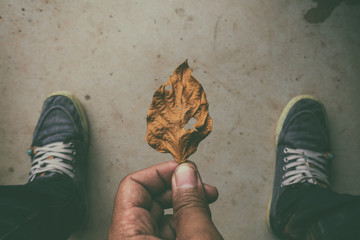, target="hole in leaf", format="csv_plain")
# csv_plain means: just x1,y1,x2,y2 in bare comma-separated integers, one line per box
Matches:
164,208,173,215
165,85,172,91
185,118,197,131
